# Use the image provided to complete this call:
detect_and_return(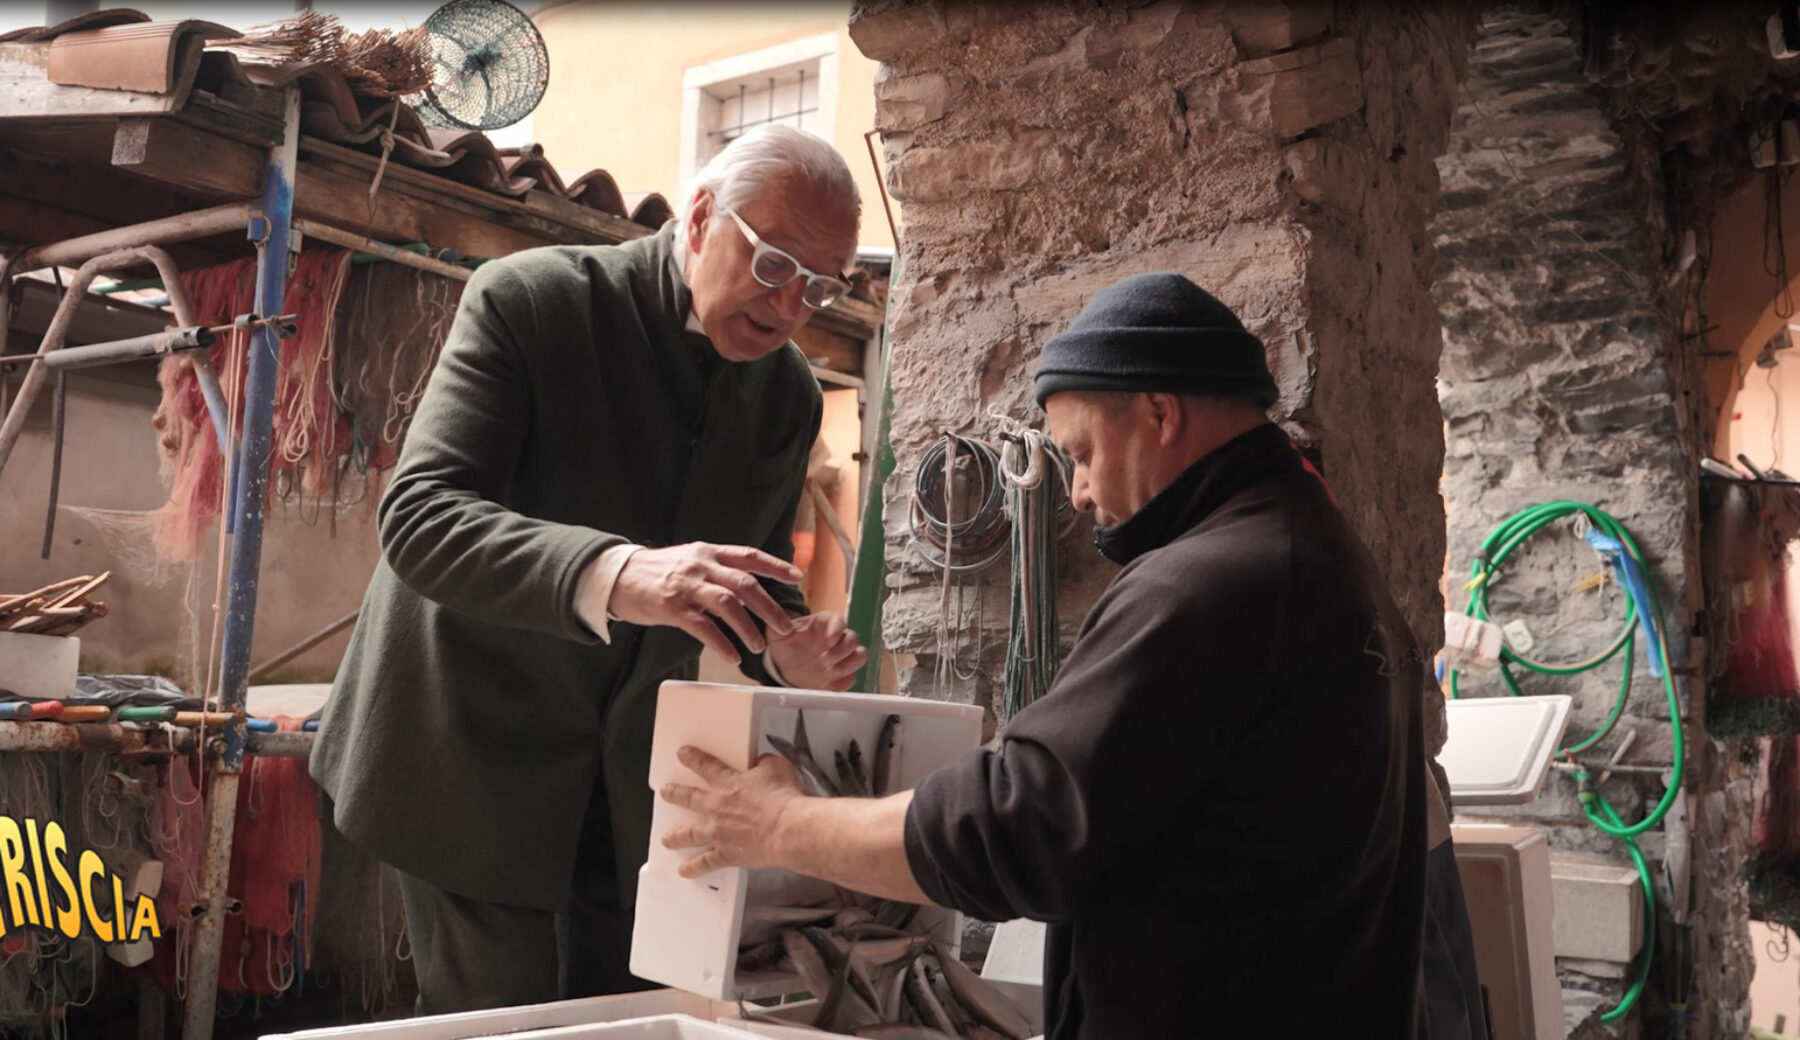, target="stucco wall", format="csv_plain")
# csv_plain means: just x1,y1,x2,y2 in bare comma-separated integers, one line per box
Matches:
0,378,378,687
